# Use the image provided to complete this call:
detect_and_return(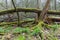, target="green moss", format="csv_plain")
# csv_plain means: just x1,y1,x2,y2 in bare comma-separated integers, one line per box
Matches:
0,7,60,15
